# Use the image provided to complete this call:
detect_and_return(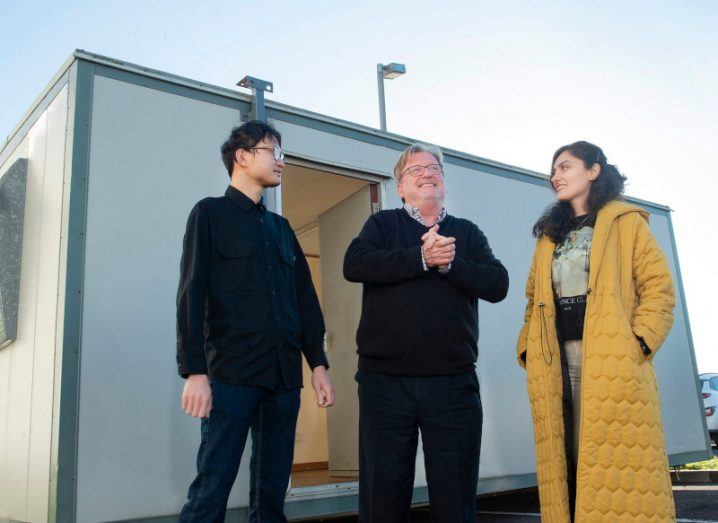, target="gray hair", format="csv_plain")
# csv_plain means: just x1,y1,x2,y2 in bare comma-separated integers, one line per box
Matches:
393,143,444,183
